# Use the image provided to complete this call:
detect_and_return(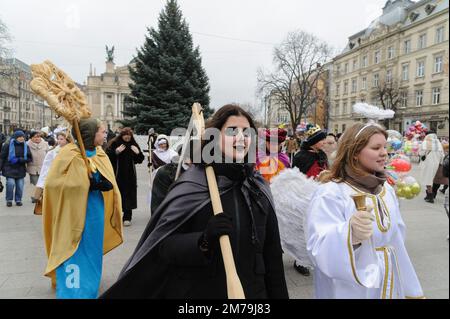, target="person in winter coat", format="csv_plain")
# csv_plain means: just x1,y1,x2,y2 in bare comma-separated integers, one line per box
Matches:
101,104,289,299
106,127,145,226
420,132,445,203
293,124,328,179
27,131,50,203
0,130,33,206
